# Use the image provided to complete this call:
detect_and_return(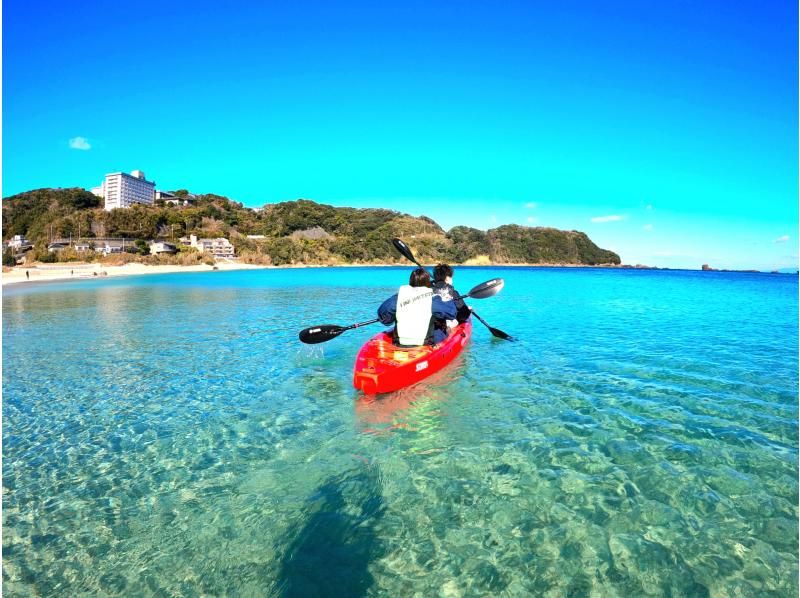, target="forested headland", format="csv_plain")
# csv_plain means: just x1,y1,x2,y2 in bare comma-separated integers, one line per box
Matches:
2,188,621,266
